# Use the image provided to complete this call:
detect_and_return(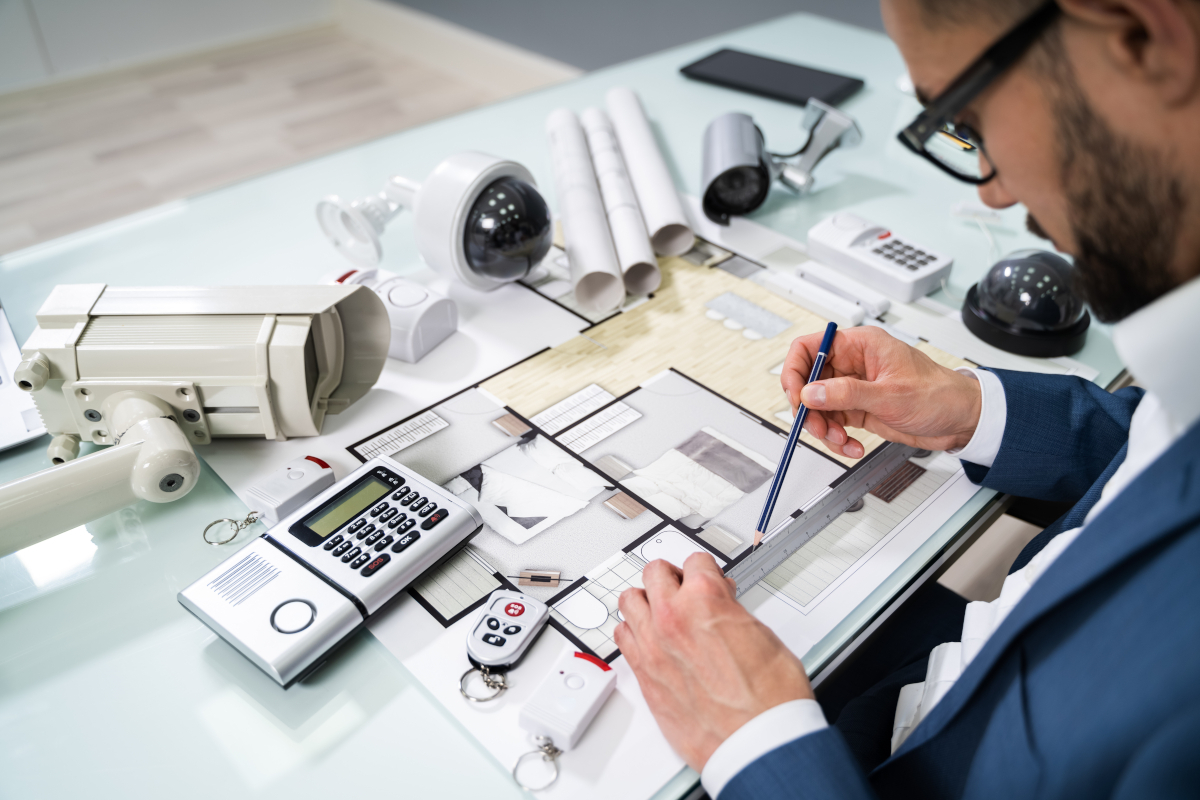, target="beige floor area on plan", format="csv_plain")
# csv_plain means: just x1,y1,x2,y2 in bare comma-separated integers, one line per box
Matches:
484,255,970,465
